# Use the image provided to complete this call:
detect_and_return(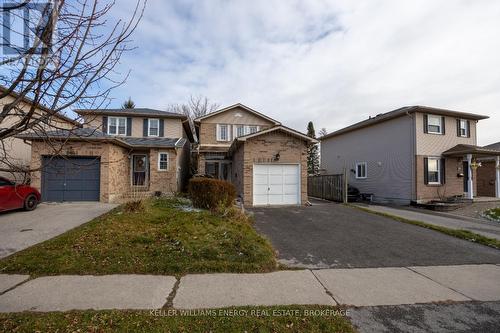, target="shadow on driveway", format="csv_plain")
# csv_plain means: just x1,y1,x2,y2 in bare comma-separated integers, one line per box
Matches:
251,199,500,268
